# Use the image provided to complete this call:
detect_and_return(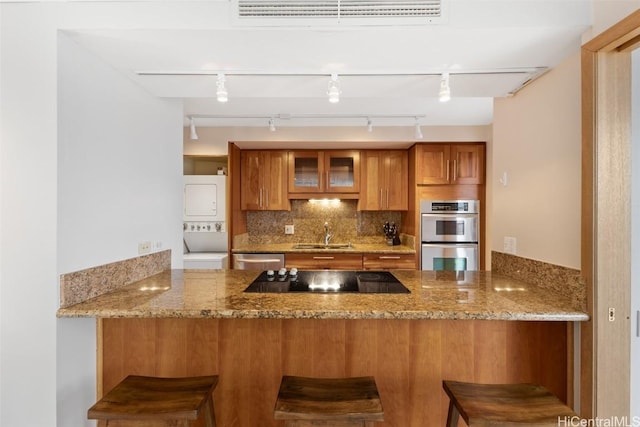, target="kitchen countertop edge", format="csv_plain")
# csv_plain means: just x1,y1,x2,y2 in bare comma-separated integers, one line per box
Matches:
56,269,589,322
